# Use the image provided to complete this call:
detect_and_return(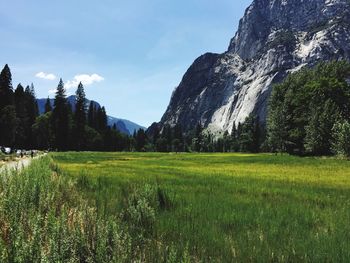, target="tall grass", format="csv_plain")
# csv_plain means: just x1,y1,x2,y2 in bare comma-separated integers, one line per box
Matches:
0,156,190,262
53,152,350,262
